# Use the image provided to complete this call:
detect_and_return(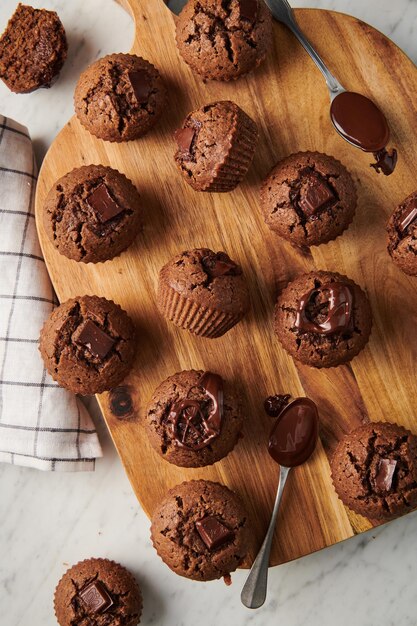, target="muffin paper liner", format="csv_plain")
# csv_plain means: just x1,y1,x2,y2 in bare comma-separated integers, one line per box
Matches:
158,283,243,338
203,110,258,192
